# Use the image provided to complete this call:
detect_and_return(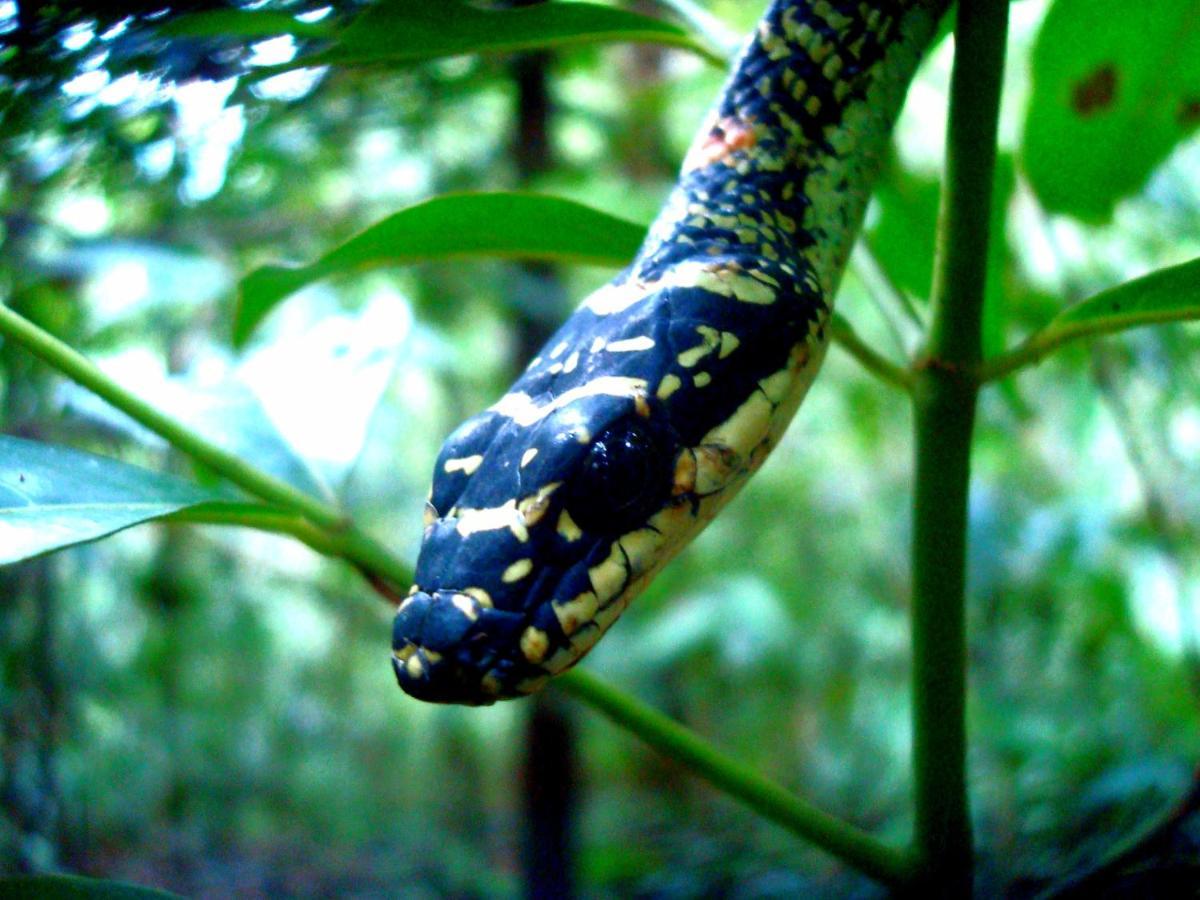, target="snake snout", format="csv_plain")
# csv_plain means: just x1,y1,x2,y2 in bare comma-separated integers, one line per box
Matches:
391,589,507,705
